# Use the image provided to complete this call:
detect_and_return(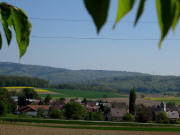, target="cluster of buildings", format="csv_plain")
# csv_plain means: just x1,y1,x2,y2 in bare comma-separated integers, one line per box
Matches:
12,96,180,122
